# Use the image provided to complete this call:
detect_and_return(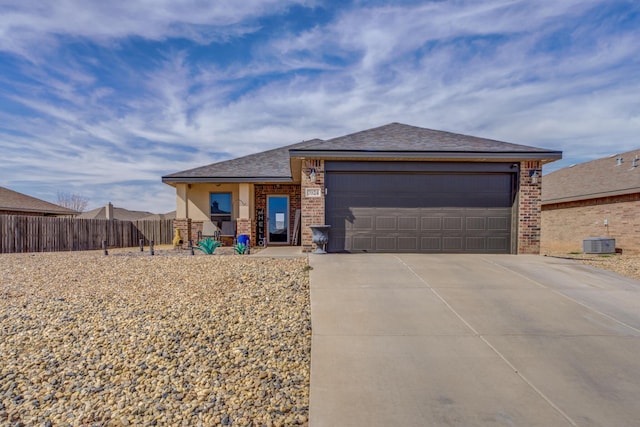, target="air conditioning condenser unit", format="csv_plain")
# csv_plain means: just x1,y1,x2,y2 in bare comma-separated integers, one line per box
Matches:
583,238,615,254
